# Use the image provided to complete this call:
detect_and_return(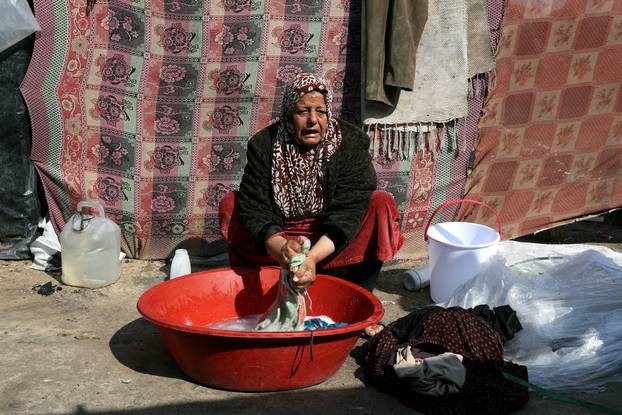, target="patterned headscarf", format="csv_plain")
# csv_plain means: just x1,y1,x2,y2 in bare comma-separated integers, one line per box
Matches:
271,73,342,219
